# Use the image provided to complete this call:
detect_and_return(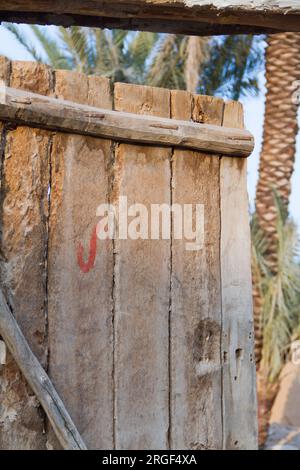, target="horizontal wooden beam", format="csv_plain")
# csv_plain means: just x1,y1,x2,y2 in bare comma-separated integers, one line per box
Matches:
0,288,87,450
0,1,300,35
0,85,254,158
